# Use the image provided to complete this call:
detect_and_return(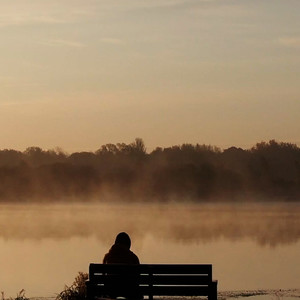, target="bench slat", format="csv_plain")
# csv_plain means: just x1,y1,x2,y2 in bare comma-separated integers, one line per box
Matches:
142,285,211,296
146,264,212,275
90,274,211,285
150,274,211,285
90,264,212,274
87,284,211,296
